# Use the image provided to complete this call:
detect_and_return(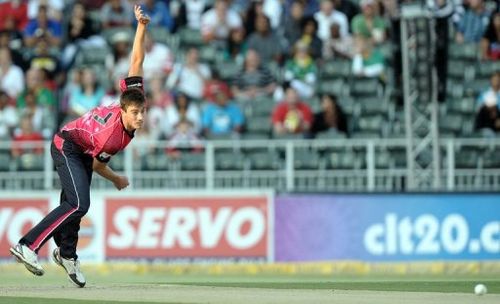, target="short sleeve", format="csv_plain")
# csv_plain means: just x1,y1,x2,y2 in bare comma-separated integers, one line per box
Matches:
96,151,112,163
120,76,144,92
